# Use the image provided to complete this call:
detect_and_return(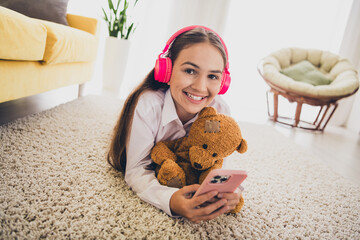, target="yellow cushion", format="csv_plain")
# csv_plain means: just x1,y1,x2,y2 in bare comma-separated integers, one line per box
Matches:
0,6,47,61
0,60,94,103
37,19,98,64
